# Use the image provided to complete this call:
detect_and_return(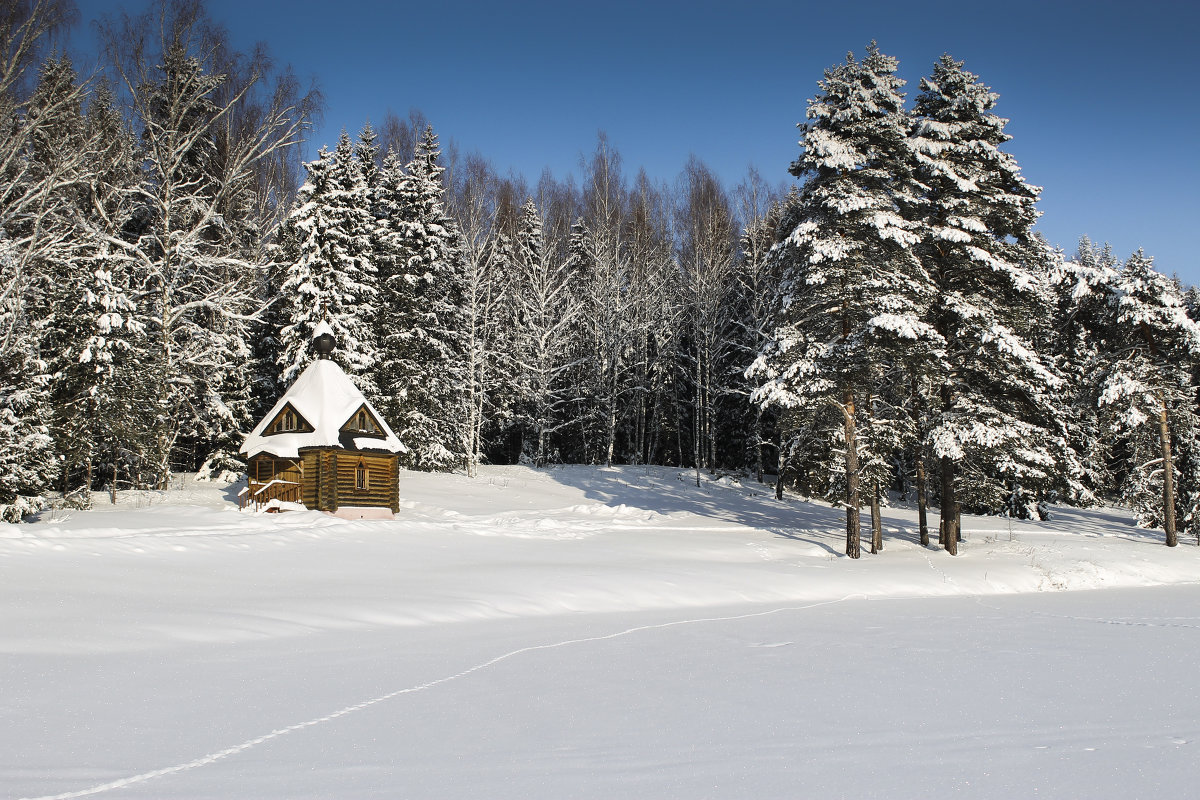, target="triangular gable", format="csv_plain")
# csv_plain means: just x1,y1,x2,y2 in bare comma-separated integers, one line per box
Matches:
340,403,385,438
264,402,315,436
